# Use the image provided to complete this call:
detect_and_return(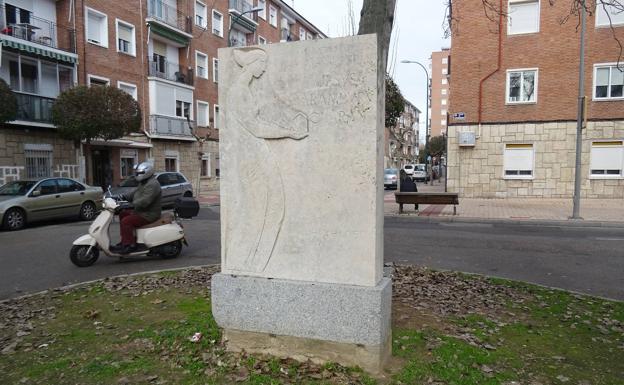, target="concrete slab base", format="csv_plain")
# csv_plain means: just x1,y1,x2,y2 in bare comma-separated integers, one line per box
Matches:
211,273,392,372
